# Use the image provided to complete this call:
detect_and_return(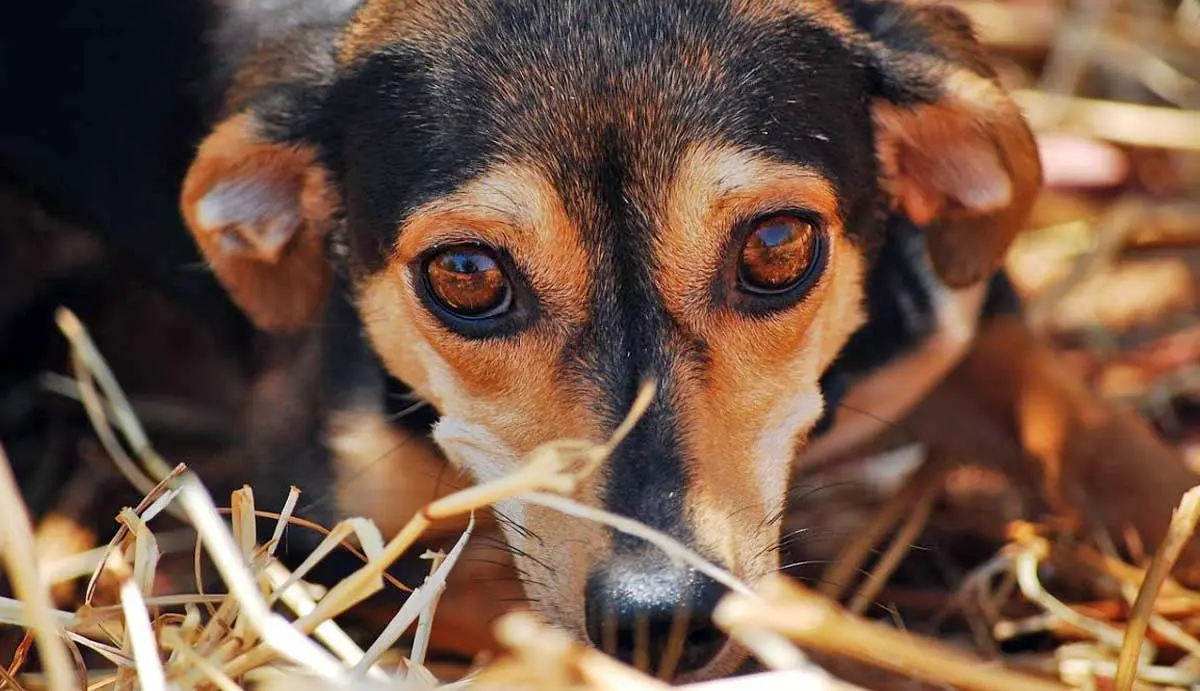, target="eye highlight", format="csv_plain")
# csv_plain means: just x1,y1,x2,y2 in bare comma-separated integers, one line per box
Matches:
423,244,512,319
737,214,822,295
